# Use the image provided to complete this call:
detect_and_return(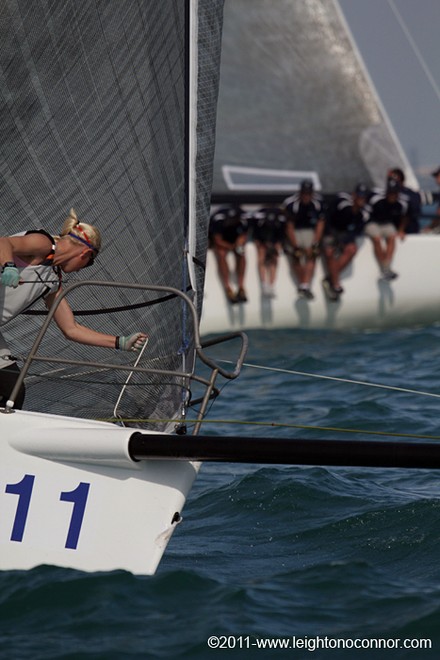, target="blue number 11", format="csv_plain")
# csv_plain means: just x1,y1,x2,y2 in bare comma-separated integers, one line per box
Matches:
6,474,35,542
5,477,91,550
60,482,90,549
